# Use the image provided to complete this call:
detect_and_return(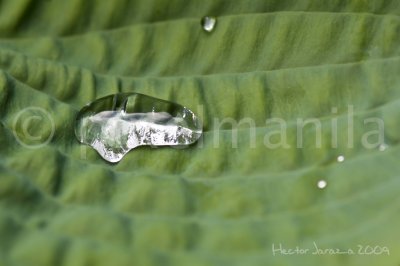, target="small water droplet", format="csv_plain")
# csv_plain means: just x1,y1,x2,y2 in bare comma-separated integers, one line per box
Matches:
201,16,217,32
75,93,203,163
337,155,345,163
378,143,388,151
317,180,327,189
